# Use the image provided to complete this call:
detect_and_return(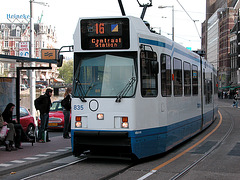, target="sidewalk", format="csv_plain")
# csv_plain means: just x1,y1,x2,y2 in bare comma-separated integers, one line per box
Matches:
0,136,72,176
